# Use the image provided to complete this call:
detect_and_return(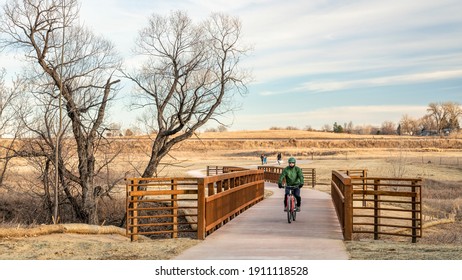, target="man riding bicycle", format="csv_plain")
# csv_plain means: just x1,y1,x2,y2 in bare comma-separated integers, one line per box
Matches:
278,157,304,211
